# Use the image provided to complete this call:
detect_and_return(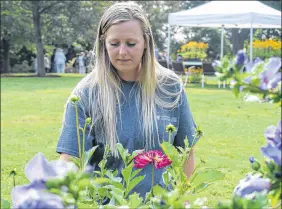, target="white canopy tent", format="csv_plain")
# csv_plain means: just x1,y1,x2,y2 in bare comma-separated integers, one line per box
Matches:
167,1,281,64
